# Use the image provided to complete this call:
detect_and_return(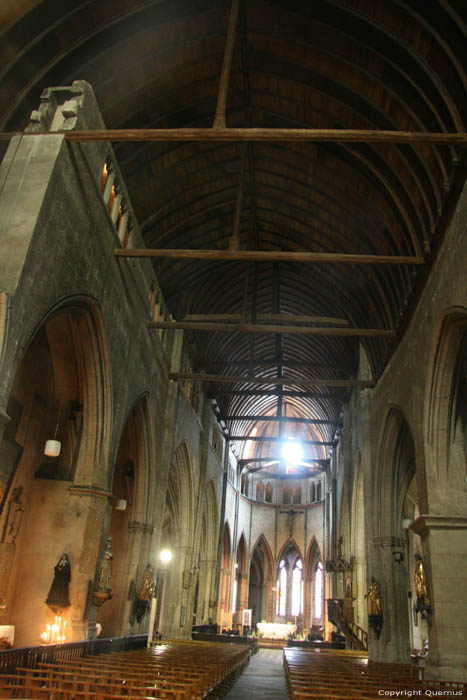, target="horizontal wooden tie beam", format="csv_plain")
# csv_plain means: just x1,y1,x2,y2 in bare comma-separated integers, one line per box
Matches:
115,248,424,265
200,359,352,372
149,321,394,337
239,457,328,465
5,128,466,144
230,436,333,445
185,313,350,325
220,415,341,425
170,372,374,387
214,389,347,400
